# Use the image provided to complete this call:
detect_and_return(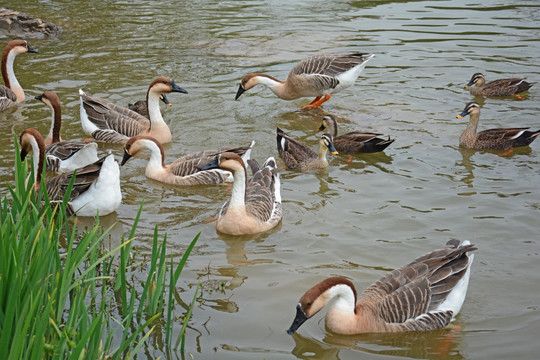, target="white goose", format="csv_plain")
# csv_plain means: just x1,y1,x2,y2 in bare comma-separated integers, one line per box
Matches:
287,239,477,335
1,39,38,111
236,53,374,109
35,91,99,173
200,152,282,235
121,135,254,185
19,128,122,217
79,77,188,144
